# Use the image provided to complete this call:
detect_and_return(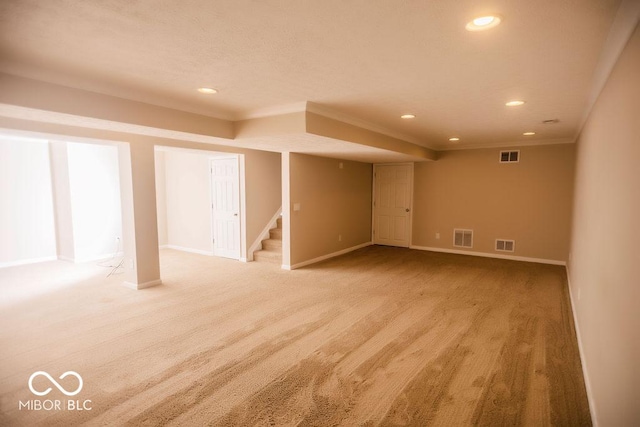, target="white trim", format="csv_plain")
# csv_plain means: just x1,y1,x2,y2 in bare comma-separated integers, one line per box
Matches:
239,154,247,261
409,245,566,266
286,242,372,270
441,137,574,151
159,244,169,249
248,207,282,261
0,255,57,269
565,266,598,426
122,279,162,290
164,244,214,256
